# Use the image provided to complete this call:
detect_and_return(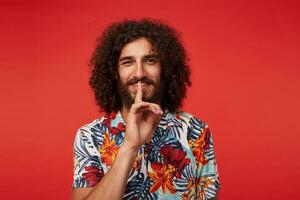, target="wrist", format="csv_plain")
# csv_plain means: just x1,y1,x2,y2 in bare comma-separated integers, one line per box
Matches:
121,140,140,154
119,142,139,157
